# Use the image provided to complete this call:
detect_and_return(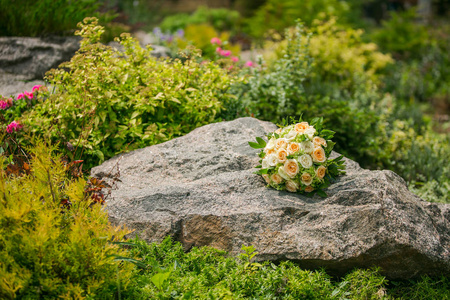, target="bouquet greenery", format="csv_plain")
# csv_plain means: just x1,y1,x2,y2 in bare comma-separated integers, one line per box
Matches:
249,118,345,197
